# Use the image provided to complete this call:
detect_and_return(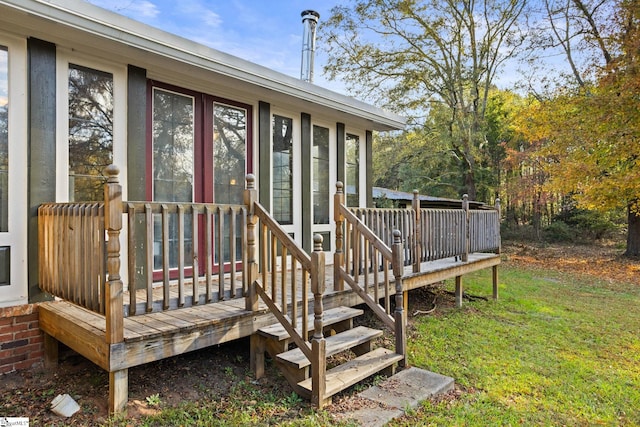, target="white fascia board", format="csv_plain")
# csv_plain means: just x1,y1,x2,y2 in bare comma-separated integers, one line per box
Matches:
2,0,406,131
